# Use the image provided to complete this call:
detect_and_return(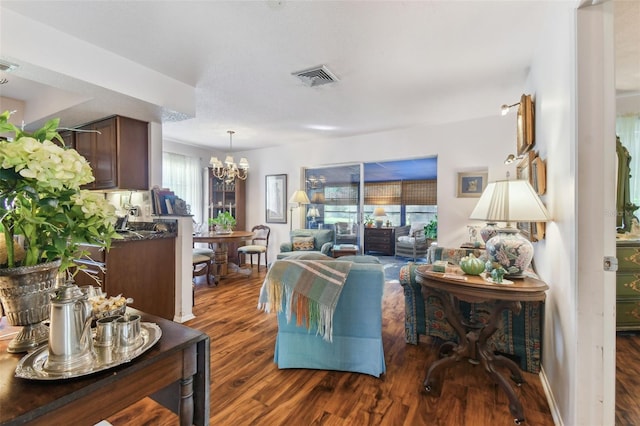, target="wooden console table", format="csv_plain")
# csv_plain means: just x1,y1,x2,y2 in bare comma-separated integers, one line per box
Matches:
415,265,548,425
0,309,210,426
